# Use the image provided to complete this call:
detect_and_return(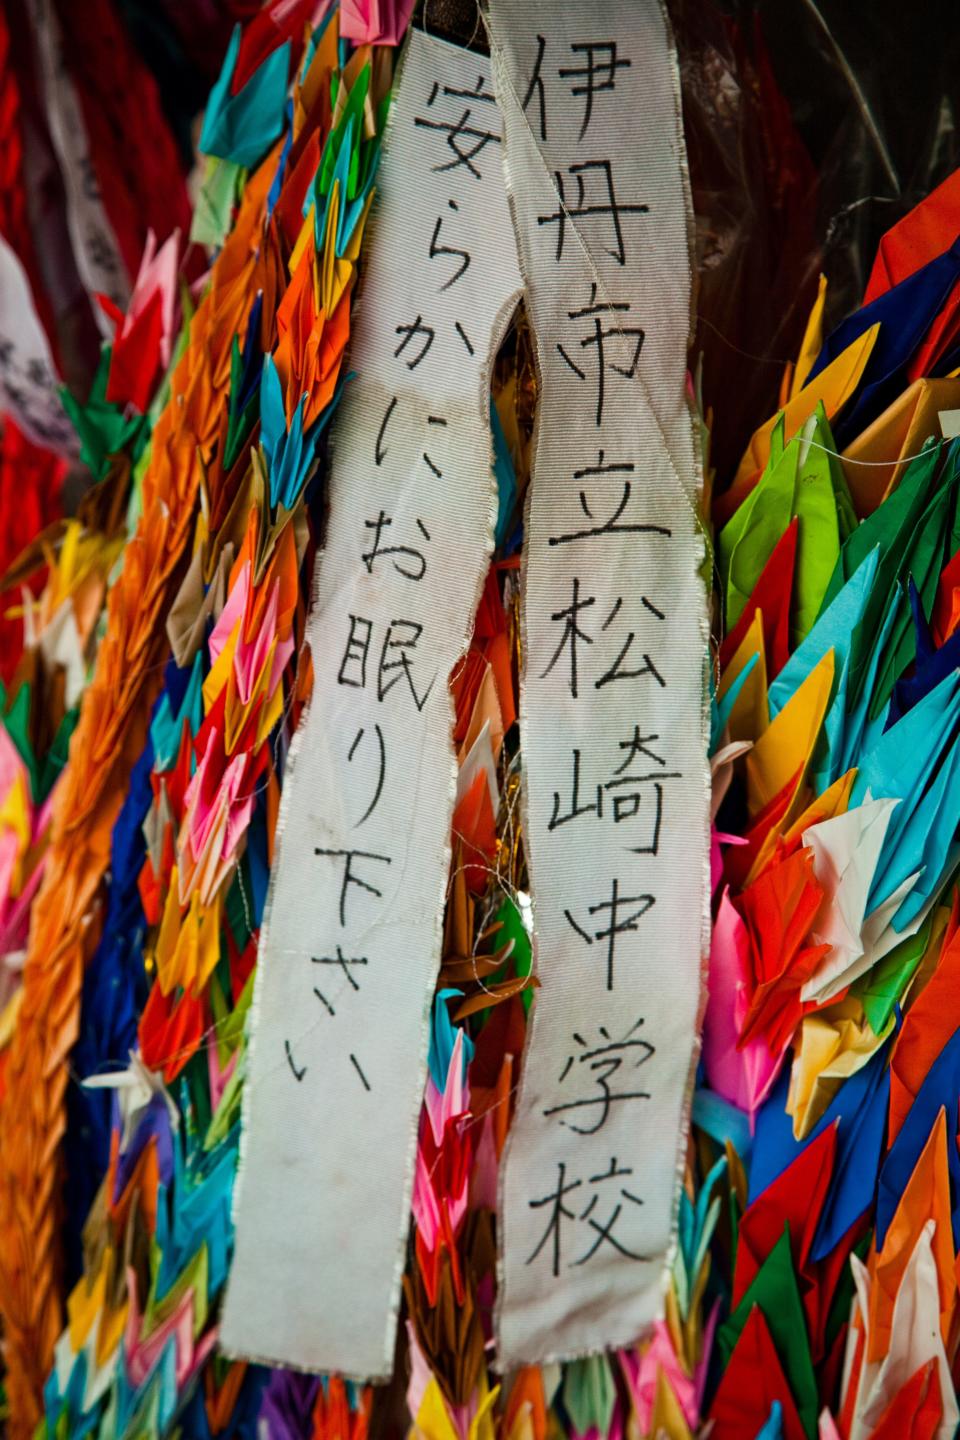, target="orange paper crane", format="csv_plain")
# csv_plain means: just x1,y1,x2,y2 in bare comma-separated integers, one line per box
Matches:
0,145,280,1439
